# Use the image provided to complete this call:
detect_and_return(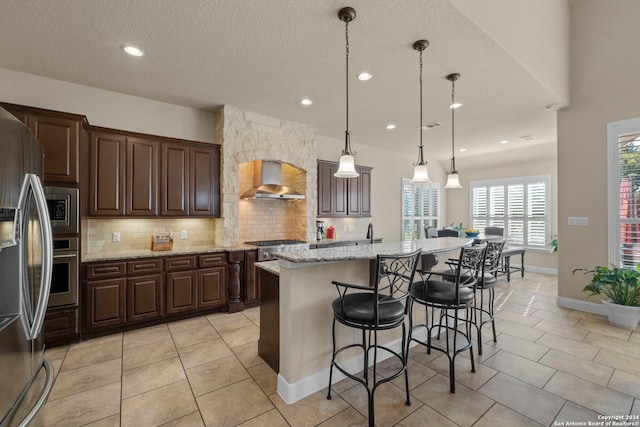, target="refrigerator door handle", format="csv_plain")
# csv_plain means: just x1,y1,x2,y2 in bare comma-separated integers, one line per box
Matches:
17,174,53,340
17,358,55,427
